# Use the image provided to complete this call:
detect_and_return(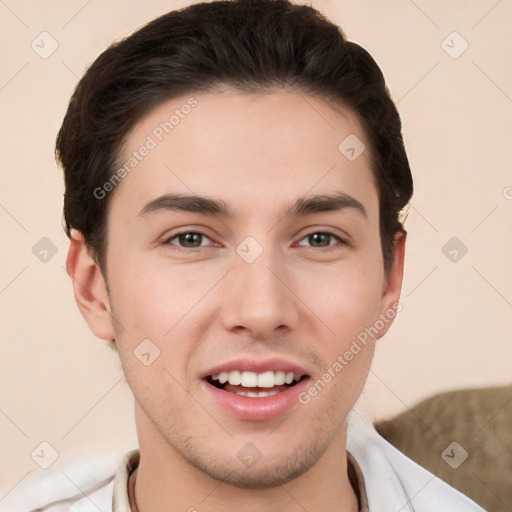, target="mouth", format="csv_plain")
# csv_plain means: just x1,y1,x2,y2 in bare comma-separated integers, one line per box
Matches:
200,363,311,421
205,370,308,398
